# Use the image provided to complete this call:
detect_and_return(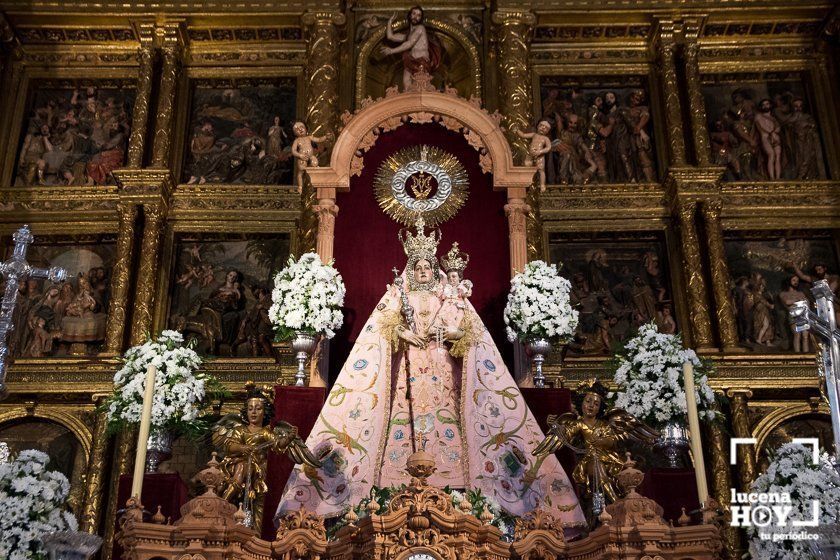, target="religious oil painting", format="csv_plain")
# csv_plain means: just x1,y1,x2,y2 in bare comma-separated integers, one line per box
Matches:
0,419,86,496
14,80,135,186
182,78,297,185
538,76,658,185
757,413,833,473
702,73,829,181
725,231,839,353
166,233,291,357
2,235,116,358
548,233,675,356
